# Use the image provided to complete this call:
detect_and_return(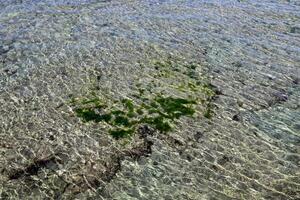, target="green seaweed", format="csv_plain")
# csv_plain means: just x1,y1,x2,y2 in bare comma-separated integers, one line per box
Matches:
81,98,101,105
109,128,135,139
122,99,134,112
111,110,126,115
184,69,198,79
203,104,213,119
114,115,131,127
136,108,144,115
141,116,172,132
138,88,145,95
74,95,199,139
72,58,216,140
155,96,196,120
188,82,199,91
186,64,197,70
121,99,136,117
201,83,217,97
75,108,112,123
